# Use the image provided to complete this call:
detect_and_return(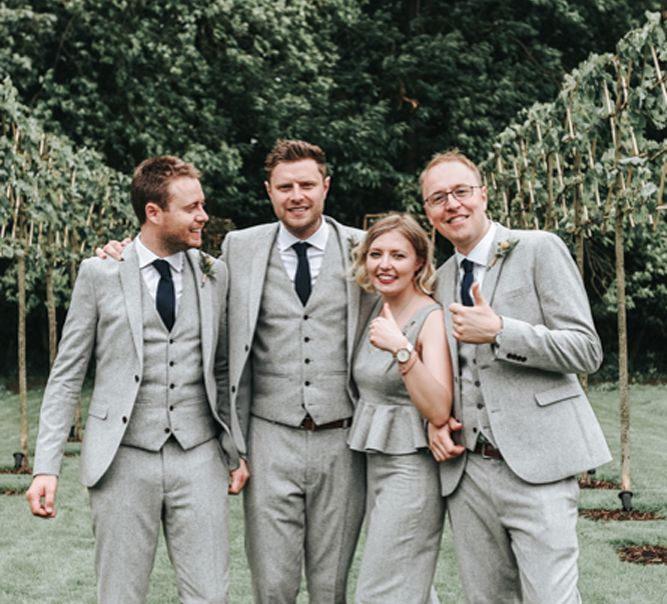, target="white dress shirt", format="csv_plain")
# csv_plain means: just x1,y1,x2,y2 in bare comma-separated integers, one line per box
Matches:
455,221,497,300
276,219,329,287
135,235,185,313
